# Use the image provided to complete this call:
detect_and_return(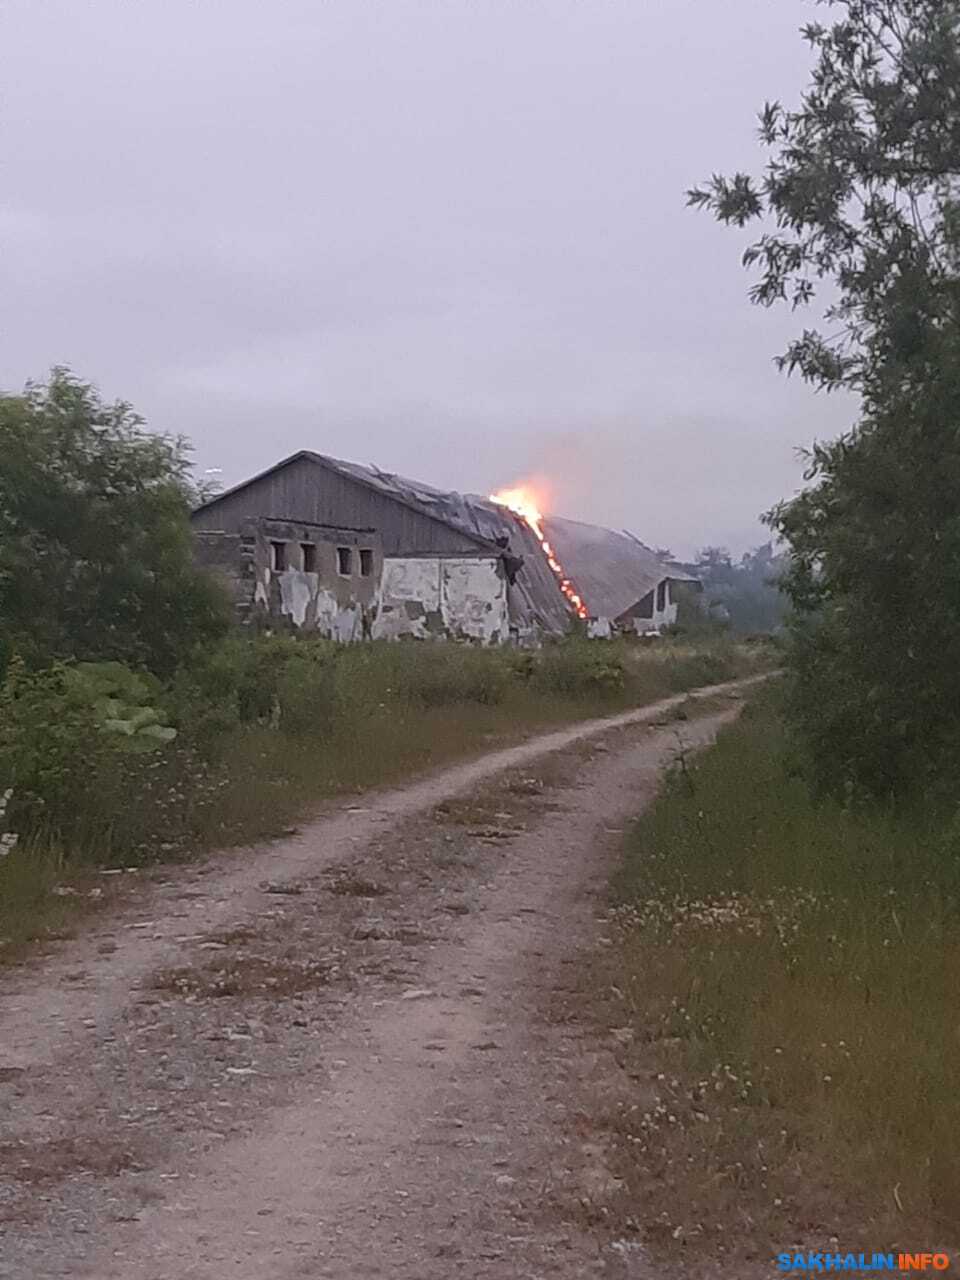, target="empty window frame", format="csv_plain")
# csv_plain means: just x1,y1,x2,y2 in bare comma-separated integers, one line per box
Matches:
270,540,287,572
656,580,668,612
359,548,374,577
336,546,353,576
301,542,317,573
